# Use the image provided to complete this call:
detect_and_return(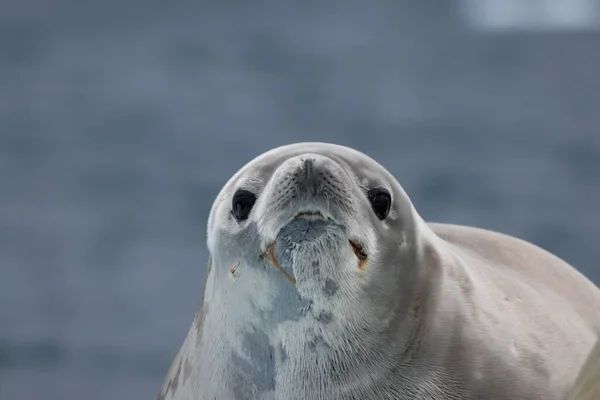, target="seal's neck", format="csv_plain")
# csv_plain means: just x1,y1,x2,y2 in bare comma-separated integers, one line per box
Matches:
190,228,445,399
192,276,435,399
